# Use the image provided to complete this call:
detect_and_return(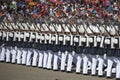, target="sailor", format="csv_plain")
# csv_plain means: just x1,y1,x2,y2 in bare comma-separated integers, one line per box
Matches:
82,47,91,75
32,49,38,66
105,49,115,78
75,46,83,73
38,43,44,68
0,44,6,61
43,44,48,69
21,48,28,65
11,46,17,63
26,48,33,66
47,44,53,69
53,51,60,71
91,47,98,76
16,48,22,64
60,45,68,71
38,50,44,68
97,48,105,77
66,46,75,72
116,58,120,79
115,49,120,79
5,47,11,63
